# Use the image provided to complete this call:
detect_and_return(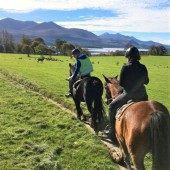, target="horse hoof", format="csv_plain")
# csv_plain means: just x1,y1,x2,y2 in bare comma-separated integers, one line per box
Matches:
110,149,123,163
82,115,87,121
94,130,99,135
77,116,81,120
